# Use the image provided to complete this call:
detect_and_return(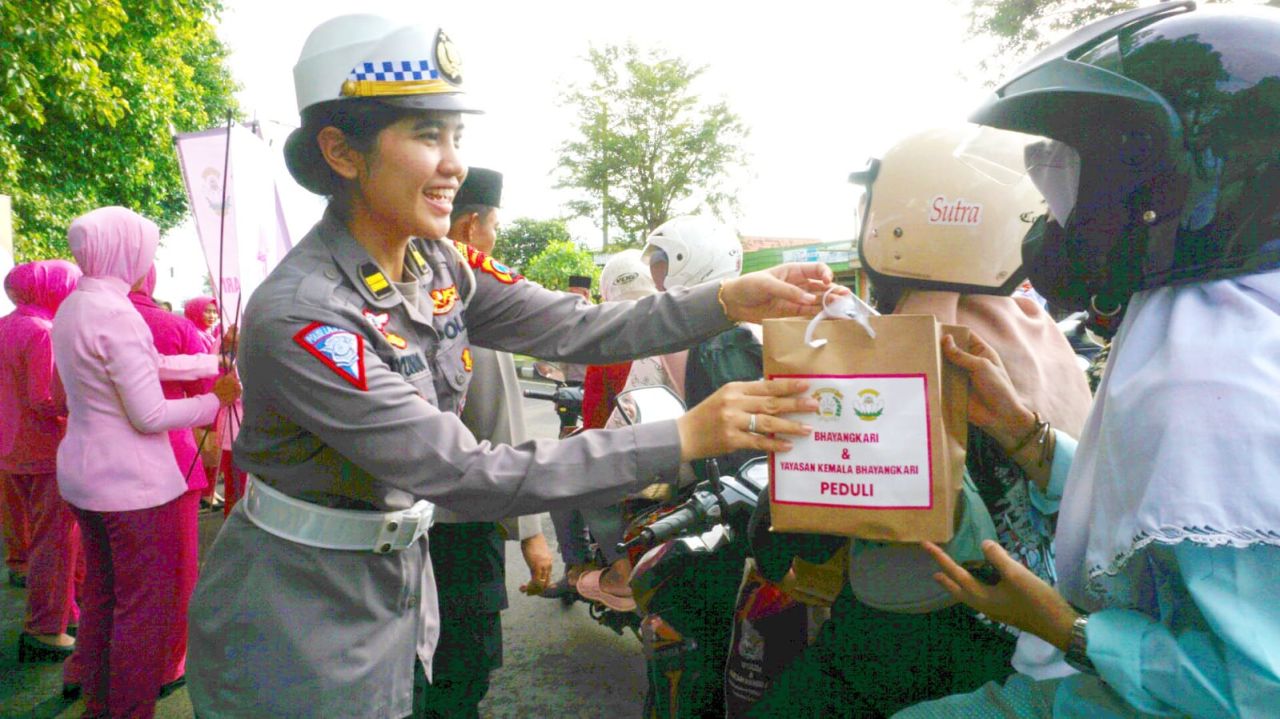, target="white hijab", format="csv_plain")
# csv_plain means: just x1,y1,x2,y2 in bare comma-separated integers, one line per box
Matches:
1055,271,1280,609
